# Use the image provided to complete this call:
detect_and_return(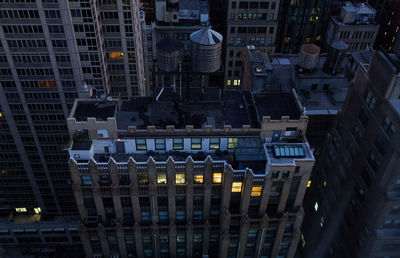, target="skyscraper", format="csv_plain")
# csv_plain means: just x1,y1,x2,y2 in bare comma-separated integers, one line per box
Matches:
300,49,400,257
0,0,145,228
223,0,279,89
276,0,332,53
